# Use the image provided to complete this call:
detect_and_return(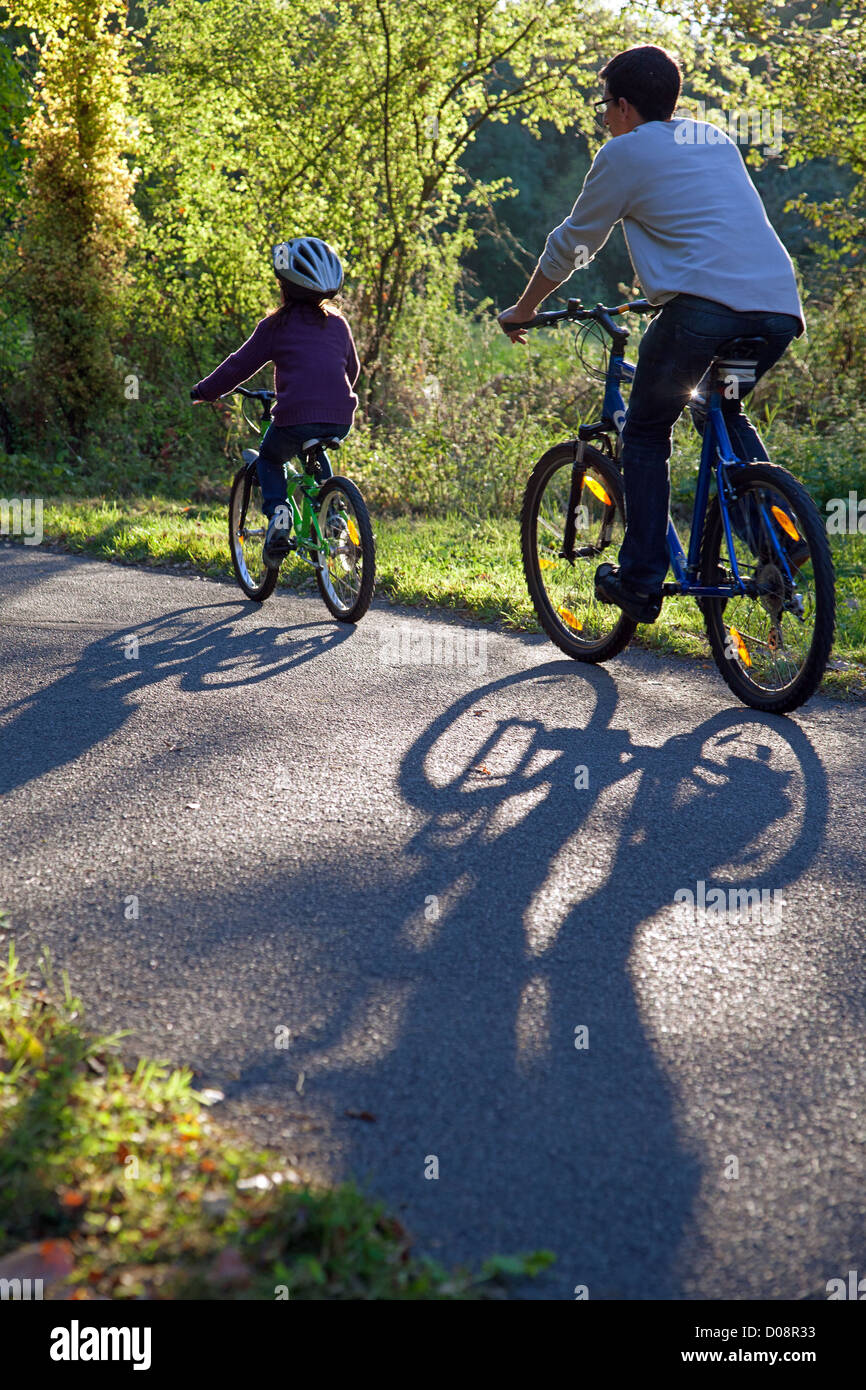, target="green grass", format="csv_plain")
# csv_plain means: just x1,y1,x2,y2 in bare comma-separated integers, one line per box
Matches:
22,495,866,699
0,931,552,1300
